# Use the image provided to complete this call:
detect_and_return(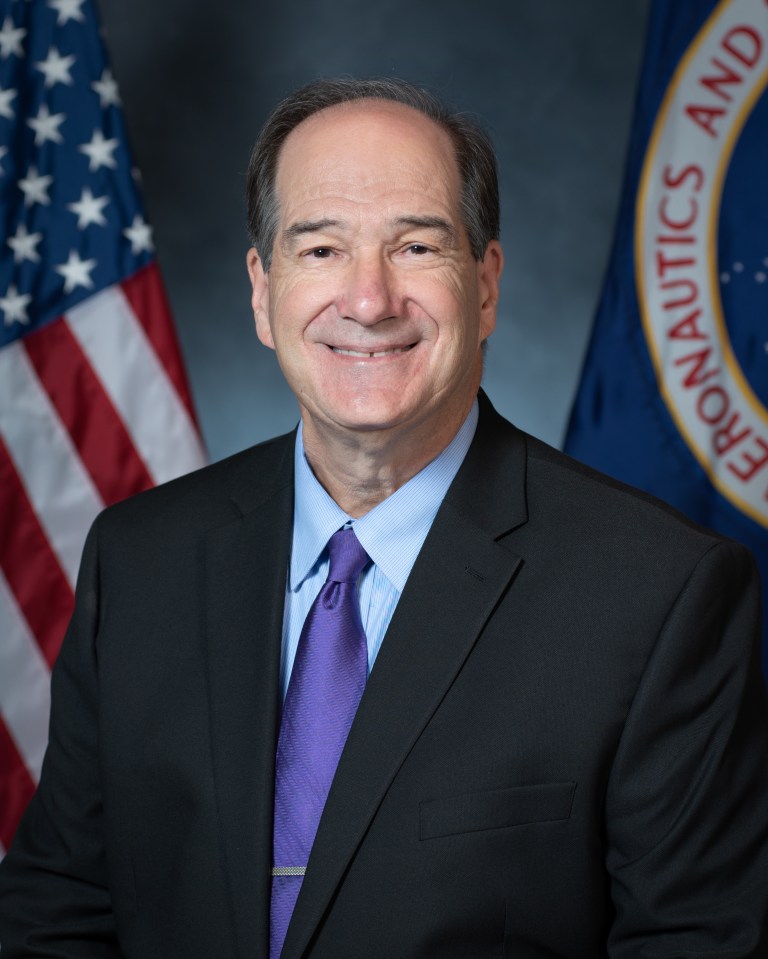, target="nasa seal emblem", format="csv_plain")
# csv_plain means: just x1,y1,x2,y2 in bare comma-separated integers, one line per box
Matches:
636,0,768,526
